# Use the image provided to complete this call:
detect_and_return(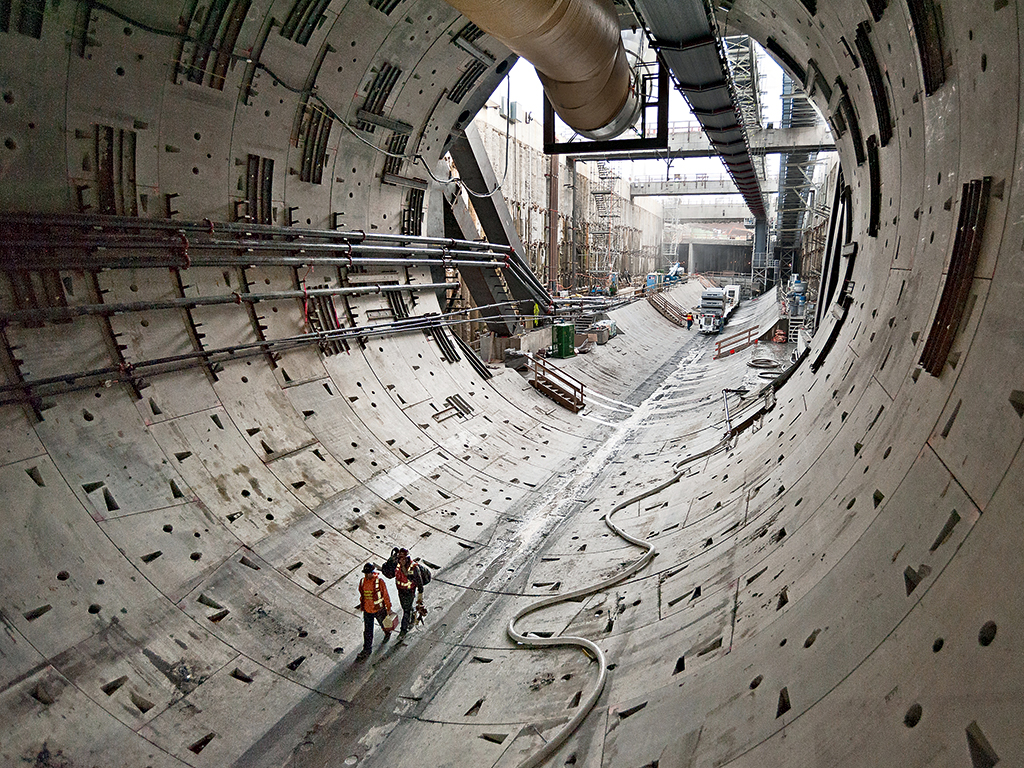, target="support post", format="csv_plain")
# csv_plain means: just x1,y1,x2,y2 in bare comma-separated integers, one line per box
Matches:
548,153,560,292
